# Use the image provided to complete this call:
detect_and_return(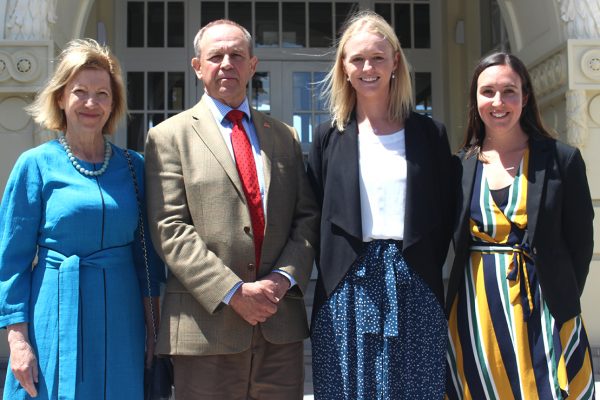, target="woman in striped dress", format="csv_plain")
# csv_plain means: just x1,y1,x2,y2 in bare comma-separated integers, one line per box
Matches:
446,52,596,399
